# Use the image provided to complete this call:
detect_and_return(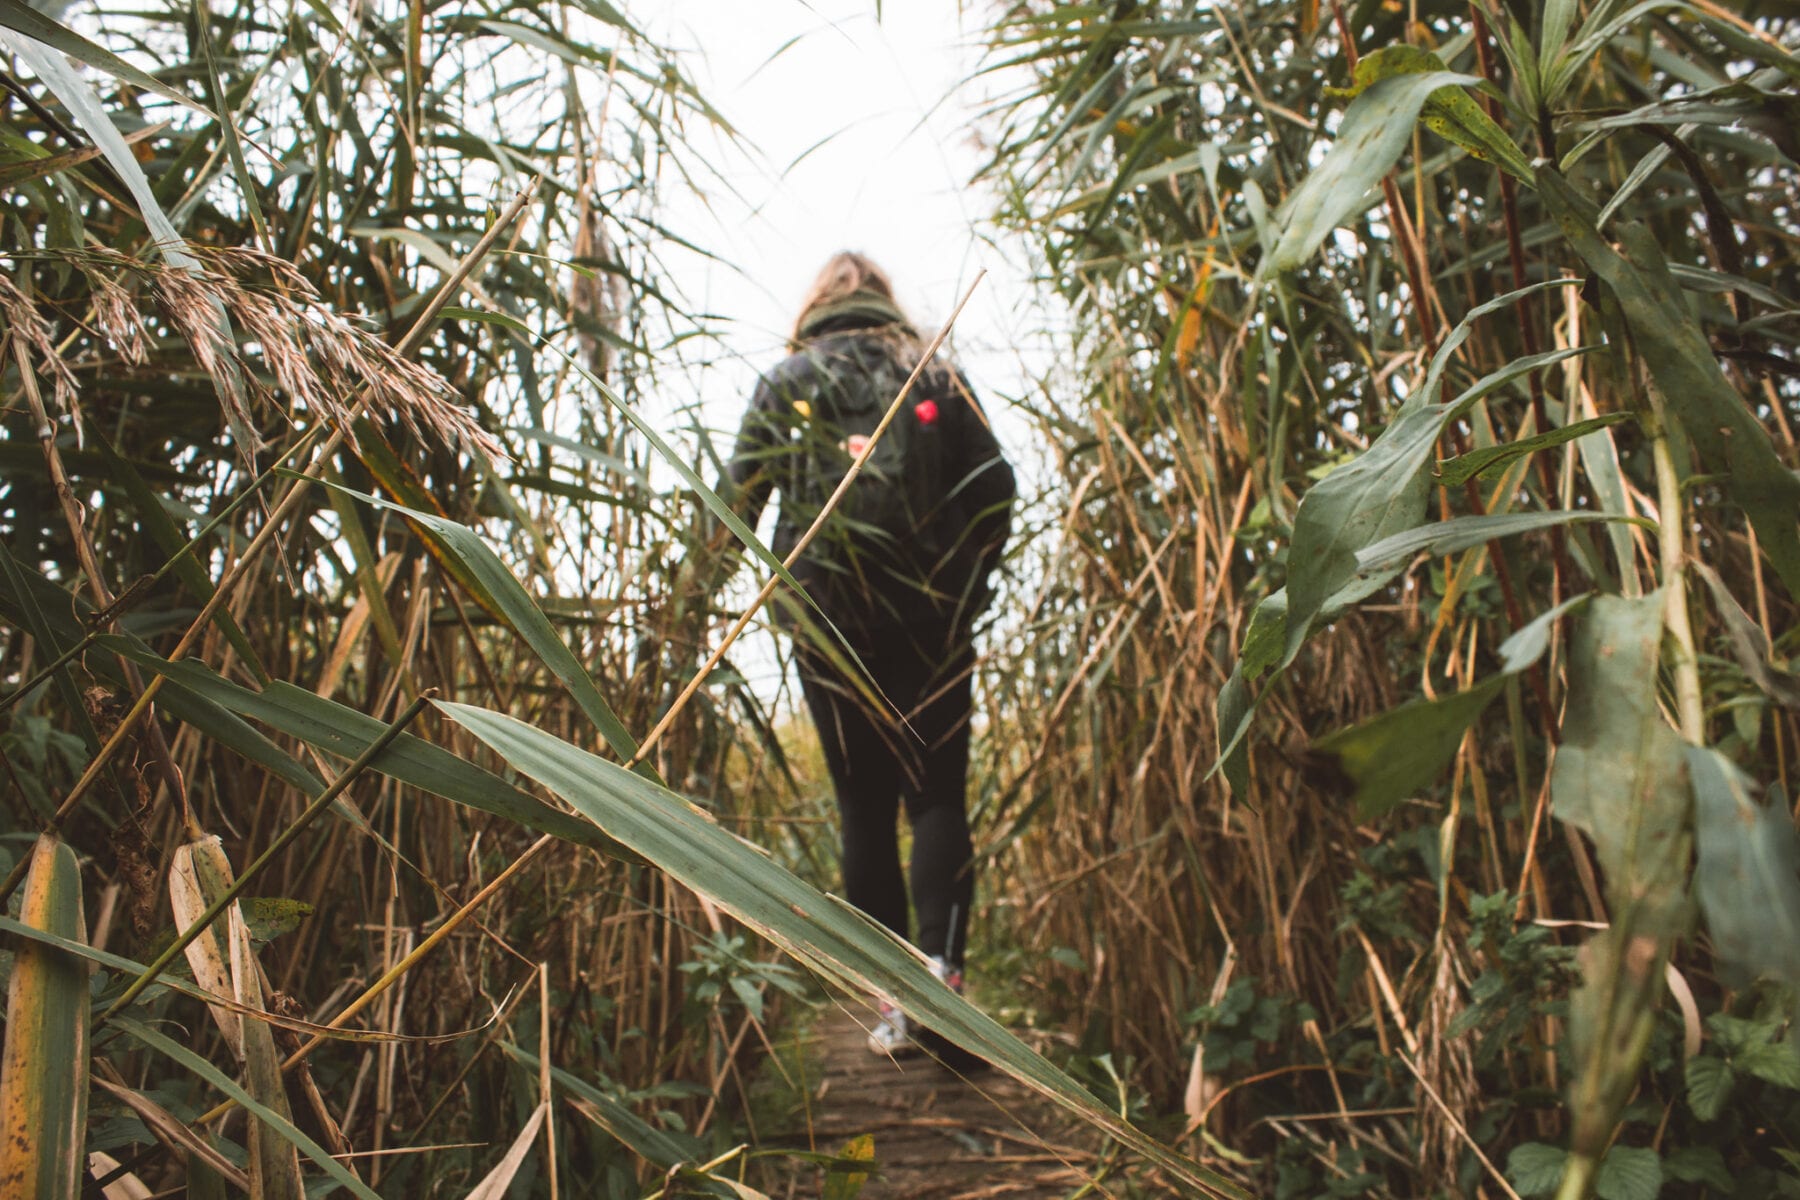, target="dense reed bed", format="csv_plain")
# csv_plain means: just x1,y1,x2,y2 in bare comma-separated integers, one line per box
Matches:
979,2,1800,1196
